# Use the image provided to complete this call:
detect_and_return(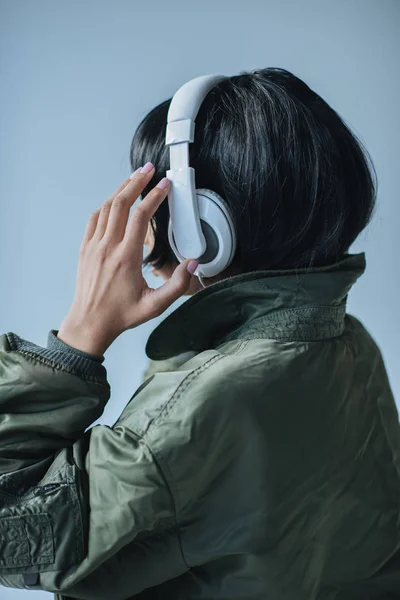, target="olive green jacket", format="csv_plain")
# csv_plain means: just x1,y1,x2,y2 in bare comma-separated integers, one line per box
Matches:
1,253,399,600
